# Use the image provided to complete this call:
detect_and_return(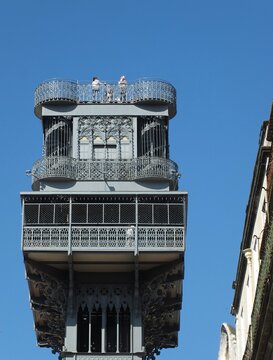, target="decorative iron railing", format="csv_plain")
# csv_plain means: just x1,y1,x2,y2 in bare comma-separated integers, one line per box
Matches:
34,79,176,117
22,226,184,251
31,156,179,184
73,356,134,360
